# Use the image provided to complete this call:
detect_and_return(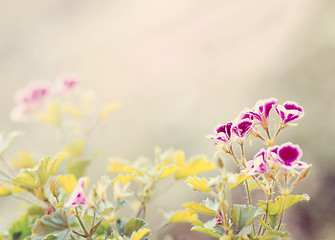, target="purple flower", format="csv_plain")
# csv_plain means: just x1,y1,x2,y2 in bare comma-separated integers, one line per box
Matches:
245,149,271,176
207,122,233,151
249,98,277,128
272,142,309,171
274,101,304,125
64,177,87,208
232,119,253,139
